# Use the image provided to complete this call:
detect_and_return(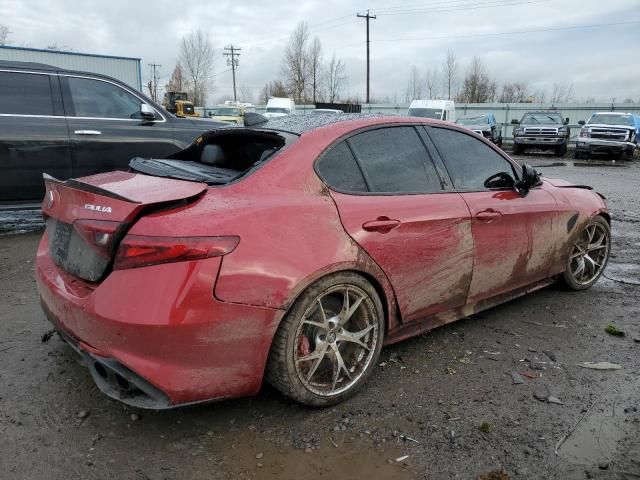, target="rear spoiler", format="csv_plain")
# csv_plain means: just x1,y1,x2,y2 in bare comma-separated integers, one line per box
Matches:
43,173,138,203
